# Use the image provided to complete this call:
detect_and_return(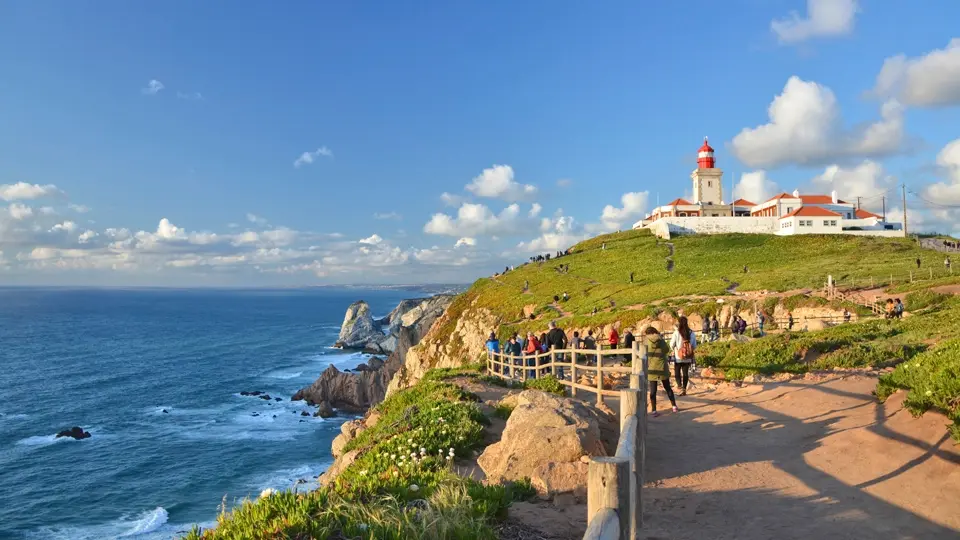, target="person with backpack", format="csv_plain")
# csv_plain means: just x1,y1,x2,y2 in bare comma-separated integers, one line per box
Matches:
643,326,678,417
546,321,568,379
670,316,697,396
894,299,904,319
756,310,766,337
